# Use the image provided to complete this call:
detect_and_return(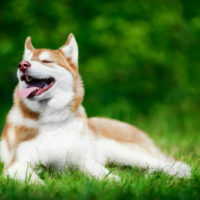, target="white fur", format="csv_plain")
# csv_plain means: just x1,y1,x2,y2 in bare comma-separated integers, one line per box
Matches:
1,140,11,165
61,35,78,66
8,106,38,128
97,138,190,178
23,47,33,61
39,52,51,61
7,128,15,148
4,161,42,184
